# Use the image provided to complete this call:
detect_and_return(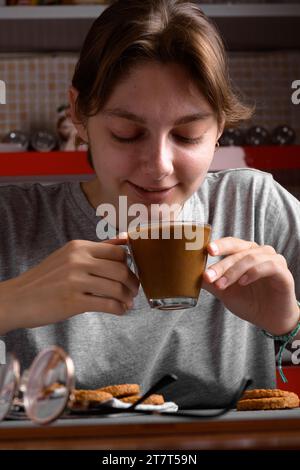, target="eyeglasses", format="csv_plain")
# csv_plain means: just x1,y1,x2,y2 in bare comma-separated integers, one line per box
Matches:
0,346,74,425
0,346,252,425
